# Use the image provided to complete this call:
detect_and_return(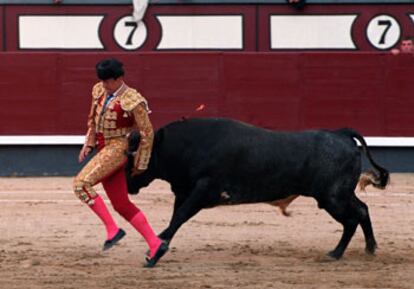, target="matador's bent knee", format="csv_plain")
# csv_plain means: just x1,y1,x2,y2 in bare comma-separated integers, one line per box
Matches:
73,178,98,205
